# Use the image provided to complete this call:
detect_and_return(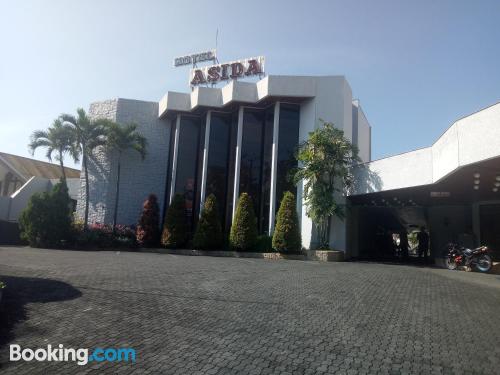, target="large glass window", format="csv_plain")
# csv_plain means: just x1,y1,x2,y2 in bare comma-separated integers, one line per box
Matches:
206,113,233,230
174,116,203,231
239,107,274,233
276,104,300,212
